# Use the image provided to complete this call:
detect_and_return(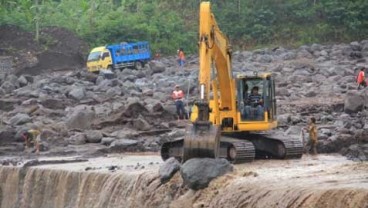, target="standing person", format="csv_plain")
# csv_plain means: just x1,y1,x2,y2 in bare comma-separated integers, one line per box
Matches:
307,117,318,155
177,48,185,67
171,85,187,120
357,67,366,90
22,128,41,154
